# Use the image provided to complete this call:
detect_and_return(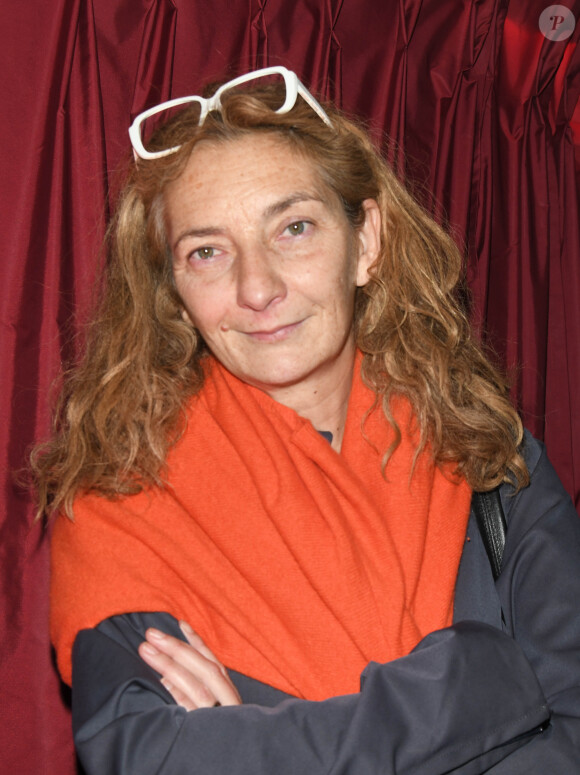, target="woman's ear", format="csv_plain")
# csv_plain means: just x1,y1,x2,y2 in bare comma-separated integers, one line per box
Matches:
356,199,381,287
181,306,193,324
